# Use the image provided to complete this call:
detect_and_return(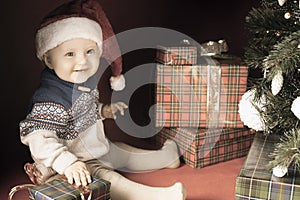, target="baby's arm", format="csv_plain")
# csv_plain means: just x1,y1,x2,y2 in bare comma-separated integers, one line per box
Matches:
21,130,91,186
